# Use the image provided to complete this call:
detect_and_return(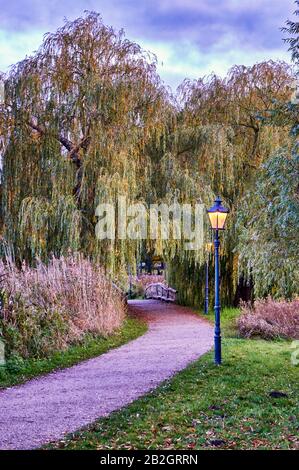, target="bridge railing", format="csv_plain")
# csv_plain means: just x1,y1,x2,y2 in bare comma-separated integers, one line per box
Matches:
144,283,177,303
